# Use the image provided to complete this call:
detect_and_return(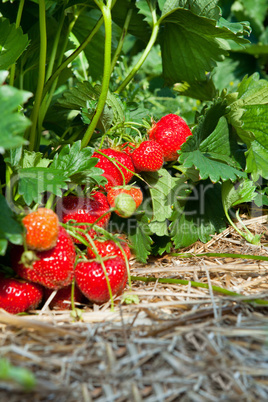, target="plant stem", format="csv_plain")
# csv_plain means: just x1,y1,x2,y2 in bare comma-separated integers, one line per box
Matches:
81,3,113,148
130,276,268,306
27,0,47,152
110,8,133,73
9,0,25,87
115,8,159,94
171,251,268,262
42,15,104,101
